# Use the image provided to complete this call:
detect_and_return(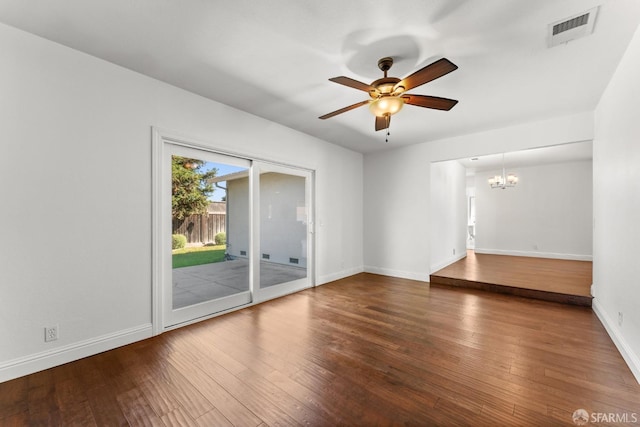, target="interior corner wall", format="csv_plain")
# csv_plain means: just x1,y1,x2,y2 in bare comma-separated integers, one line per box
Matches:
0,22,363,382
363,145,432,281
593,23,640,383
363,111,594,282
474,160,593,260
429,161,467,272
